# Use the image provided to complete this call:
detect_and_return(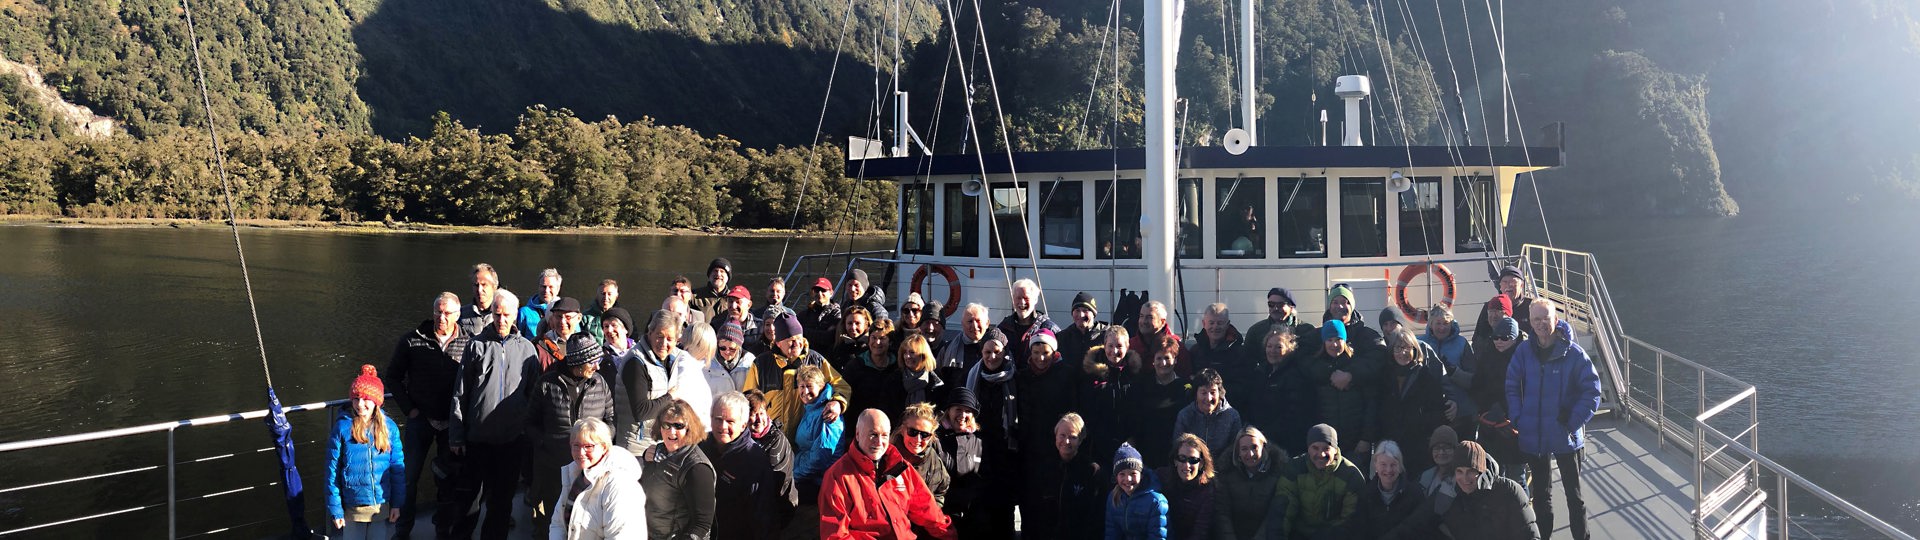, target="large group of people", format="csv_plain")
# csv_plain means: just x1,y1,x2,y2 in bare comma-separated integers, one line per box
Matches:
337,259,1601,540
